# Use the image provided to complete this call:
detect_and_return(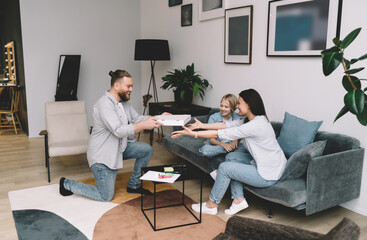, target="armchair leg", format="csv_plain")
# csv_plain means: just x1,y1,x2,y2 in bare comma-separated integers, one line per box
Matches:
46,155,50,182
43,134,51,182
